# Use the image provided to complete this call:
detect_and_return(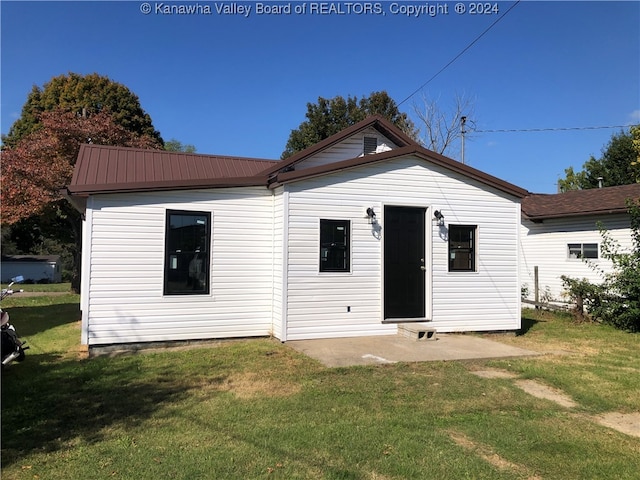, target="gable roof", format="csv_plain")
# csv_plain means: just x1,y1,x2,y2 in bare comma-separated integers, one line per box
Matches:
259,114,418,177
65,116,528,199
270,144,530,198
522,183,640,221
67,144,278,195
